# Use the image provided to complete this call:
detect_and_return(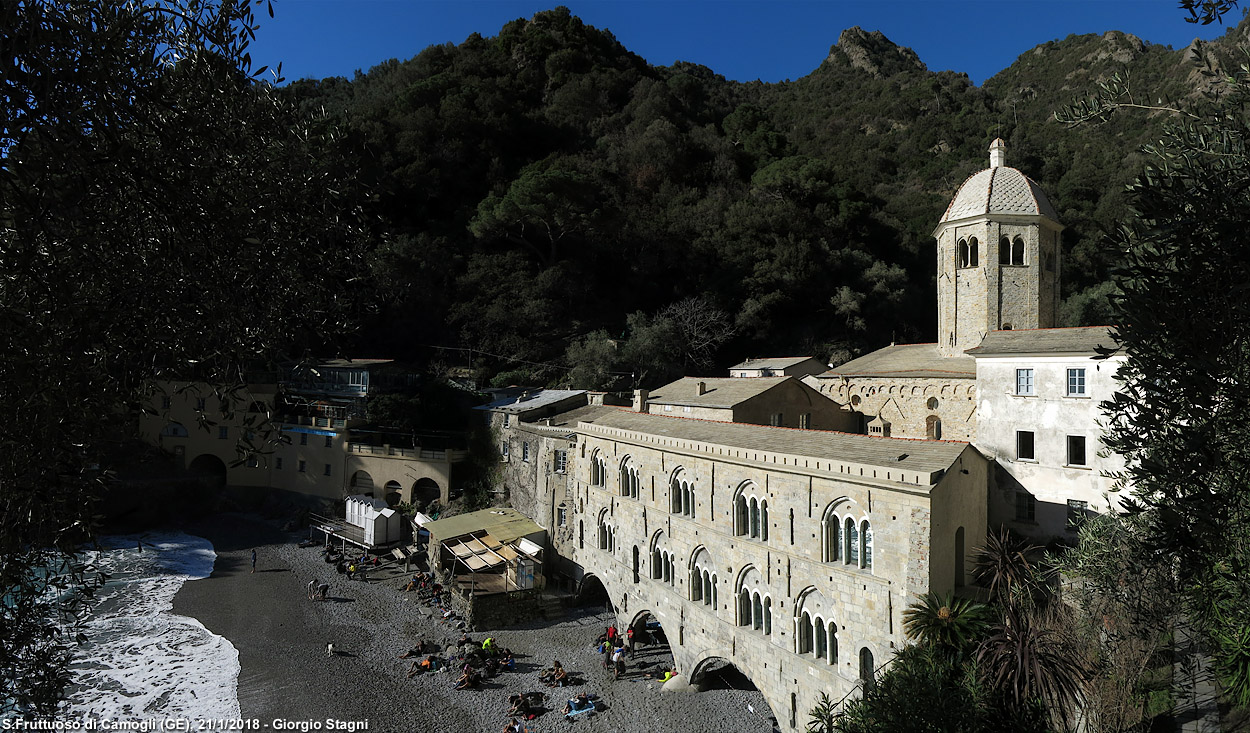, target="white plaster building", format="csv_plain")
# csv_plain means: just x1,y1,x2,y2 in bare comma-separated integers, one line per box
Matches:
967,327,1125,537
